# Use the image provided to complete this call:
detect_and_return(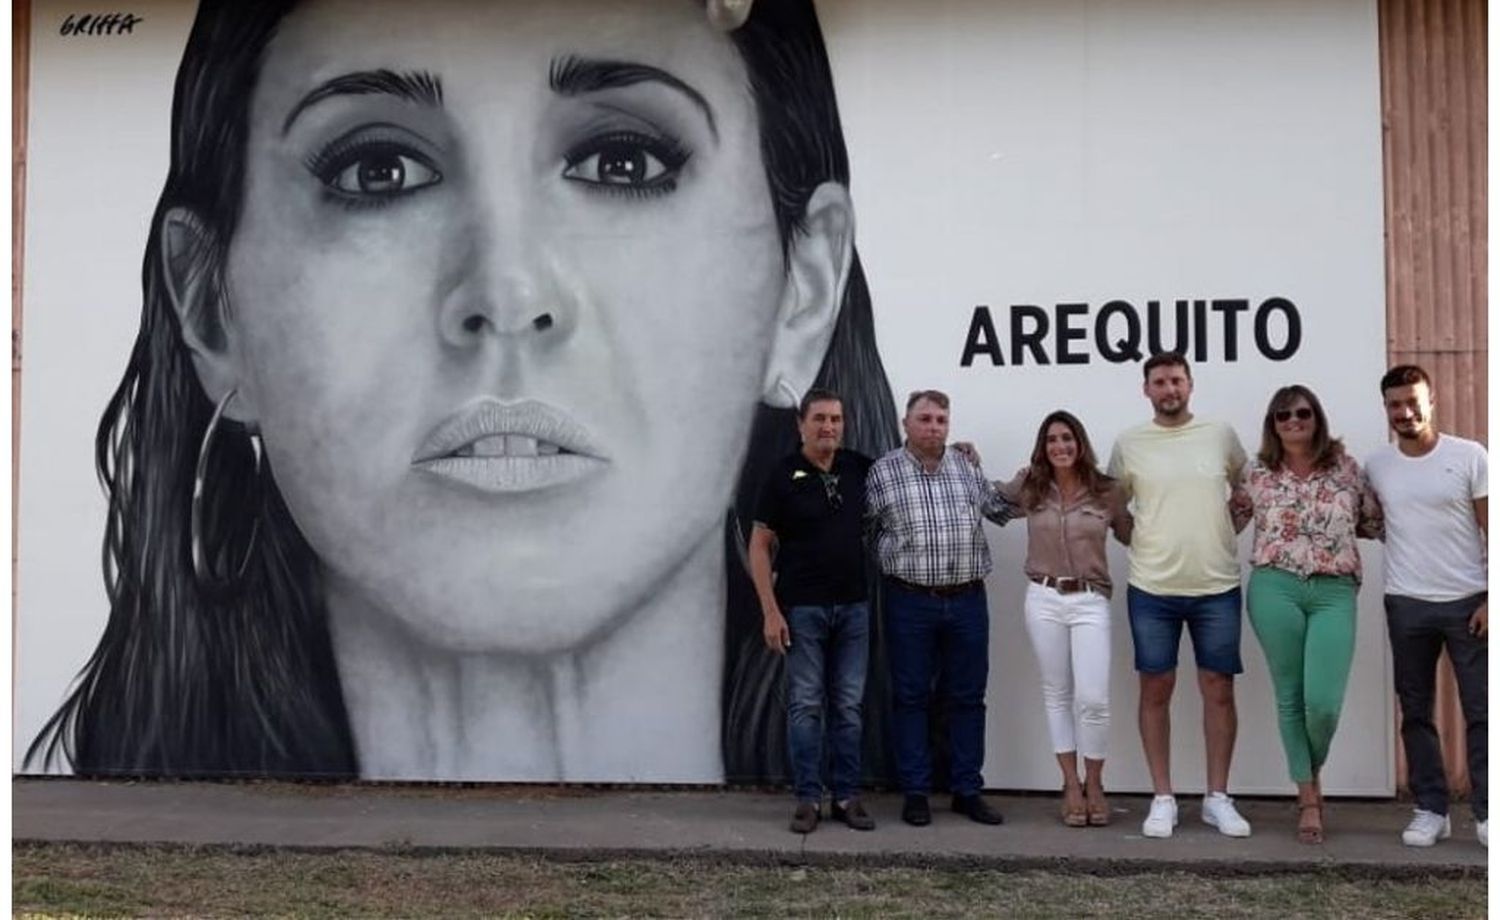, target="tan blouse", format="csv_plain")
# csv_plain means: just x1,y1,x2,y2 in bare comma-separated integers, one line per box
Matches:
998,472,1130,597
